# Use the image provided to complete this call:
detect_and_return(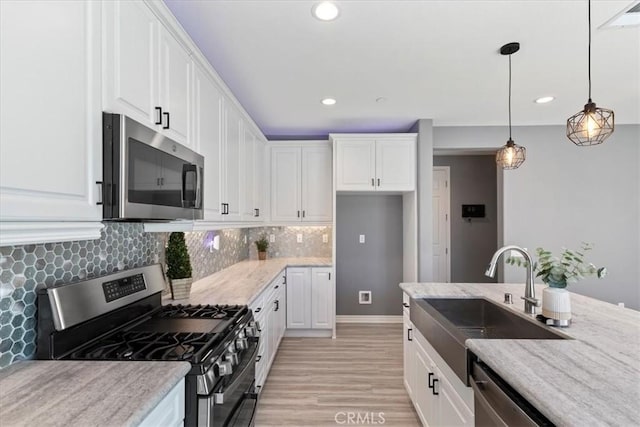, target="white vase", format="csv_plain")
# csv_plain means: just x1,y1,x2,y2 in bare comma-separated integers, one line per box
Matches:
171,277,193,300
542,287,571,327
